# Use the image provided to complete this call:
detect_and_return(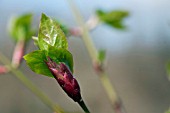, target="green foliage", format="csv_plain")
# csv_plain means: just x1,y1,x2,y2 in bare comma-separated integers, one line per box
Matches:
98,49,106,63
9,13,35,41
96,9,128,29
24,13,74,78
24,50,53,77
47,46,73,73
38,13,68,51
24,47,73,77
